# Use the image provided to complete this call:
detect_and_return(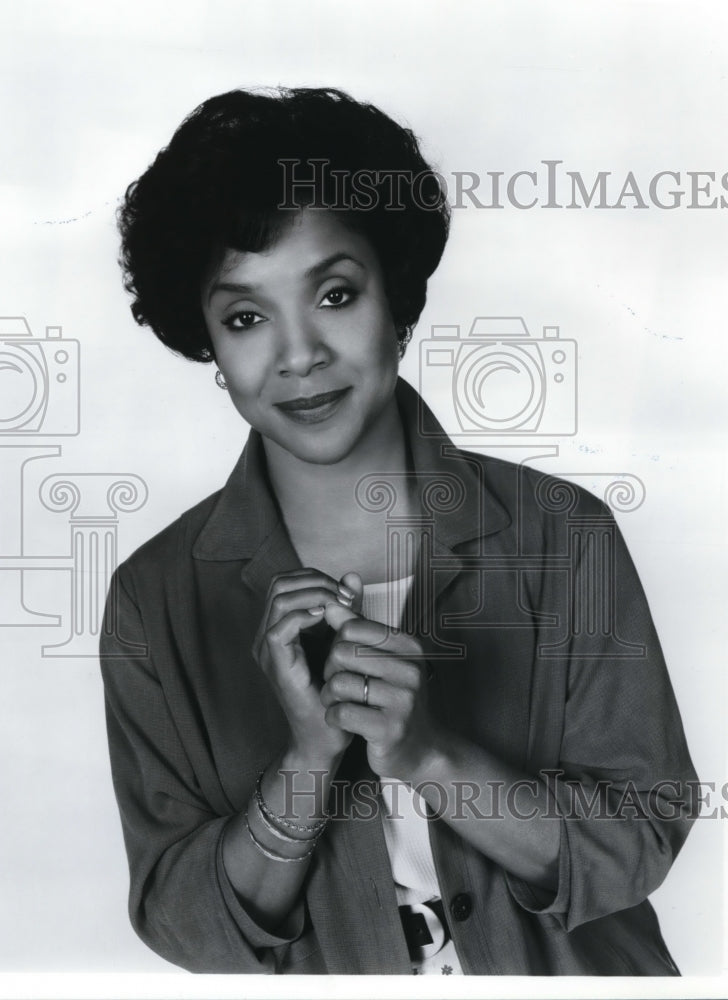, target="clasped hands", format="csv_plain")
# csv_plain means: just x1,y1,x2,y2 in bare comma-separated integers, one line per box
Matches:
253,568,437,780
